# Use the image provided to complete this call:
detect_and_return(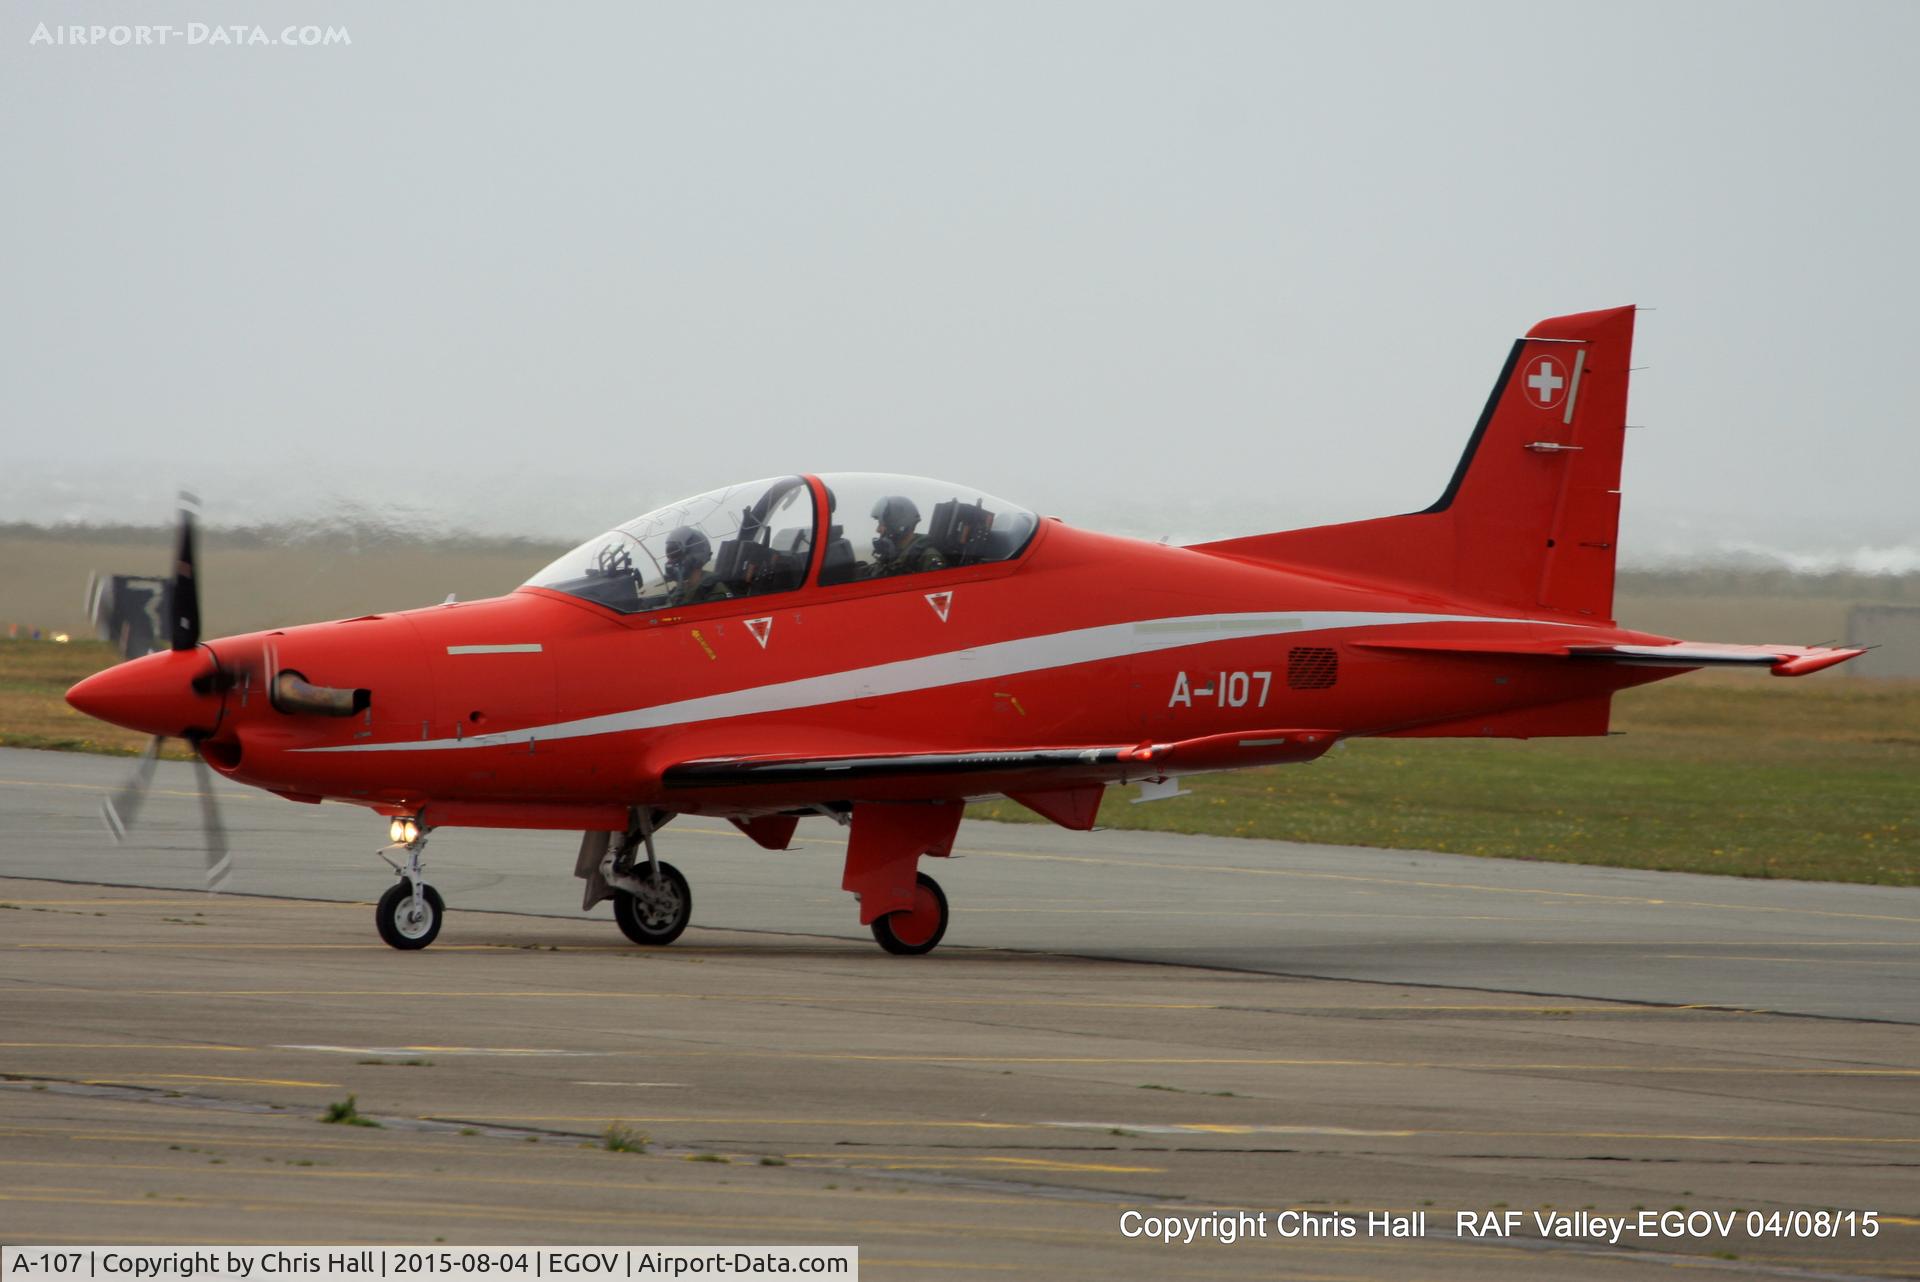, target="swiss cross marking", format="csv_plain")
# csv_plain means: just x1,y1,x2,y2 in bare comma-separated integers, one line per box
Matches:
1525,356,1568,408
